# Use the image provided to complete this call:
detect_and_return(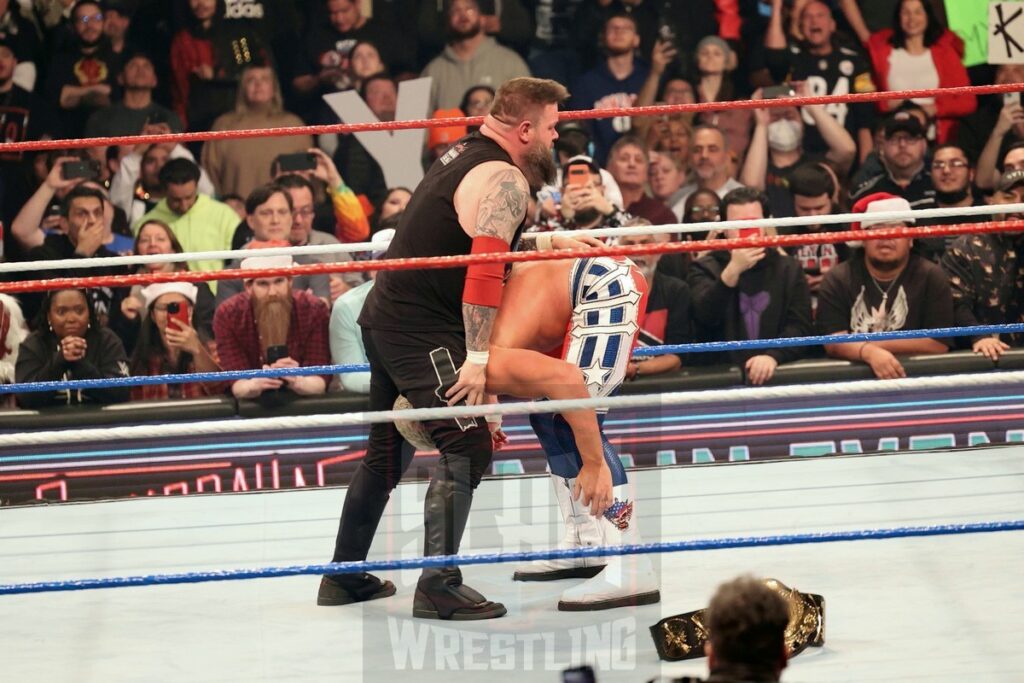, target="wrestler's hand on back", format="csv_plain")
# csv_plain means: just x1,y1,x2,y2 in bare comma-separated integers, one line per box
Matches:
574,461,613,516
448,166,529,407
